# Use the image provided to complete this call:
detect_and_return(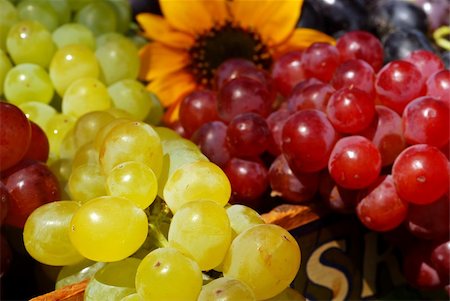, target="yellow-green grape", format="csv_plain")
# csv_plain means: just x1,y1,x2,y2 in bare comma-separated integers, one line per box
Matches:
74,2,117,36
84,258,141,301
62,78,112,118
17,0,59,32
23,200,84,266
0,49,13,96
48,158,72,198
93,117,129,152
6,19,56,68
44,113,76,157
135,247,203,301
70,196,148,262
4,63,54,105
264,287,306,301
19,101,57,130
95,32,123,48
107,79,152,121
154,126,181,141
144,92,163,125
163,161,231,213
121,293,141,301
56,259,105,289
49,44,100,96
222,224,301,300
105,0,131,34
168,200,231,271
0,0,19,51
68,163,106,204
95,34,139,85
226,204,265,239
68,0,95,11
198,277,255,301
105,107,133,119
46,0,71,25
52,23,95,50
73,110,115,148
106,161,158,209
158,141,208,198
59,128,77,160
72,142,99,170
99,120,163,177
